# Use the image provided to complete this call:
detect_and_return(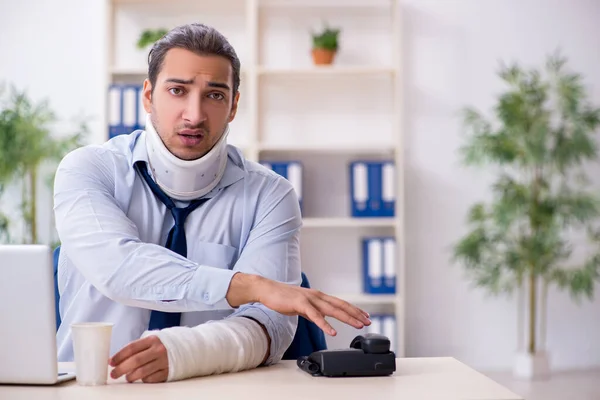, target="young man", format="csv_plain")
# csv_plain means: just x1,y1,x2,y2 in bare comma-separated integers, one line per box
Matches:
53,23,370,383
